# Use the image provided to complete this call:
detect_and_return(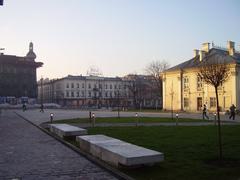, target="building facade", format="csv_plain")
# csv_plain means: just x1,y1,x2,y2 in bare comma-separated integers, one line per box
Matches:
0,42,43,101
38,74,162,109
162,41,240,112
38,75,132,108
